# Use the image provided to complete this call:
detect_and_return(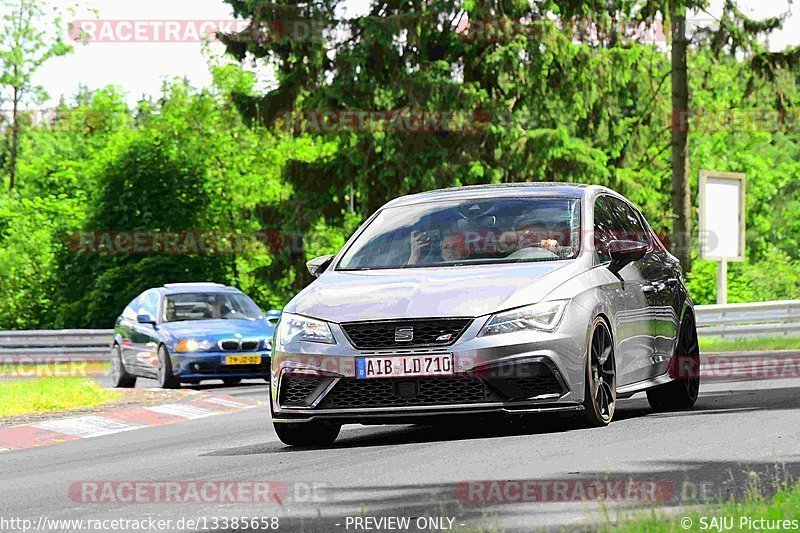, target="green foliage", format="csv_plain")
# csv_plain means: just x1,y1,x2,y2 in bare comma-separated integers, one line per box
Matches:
0,0,74,189
687,249,800,305
51,80,315,327
0,2,799,326
0,0,73,105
